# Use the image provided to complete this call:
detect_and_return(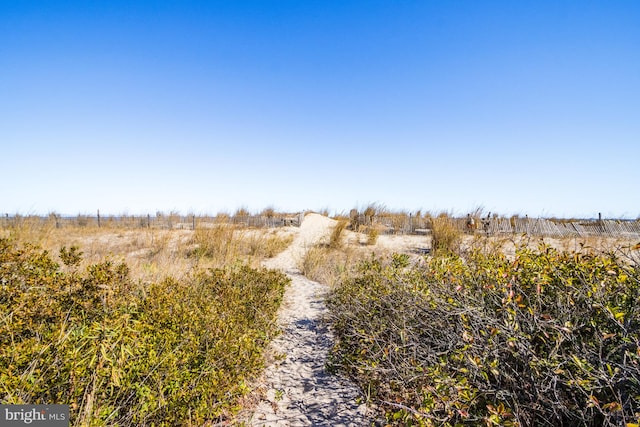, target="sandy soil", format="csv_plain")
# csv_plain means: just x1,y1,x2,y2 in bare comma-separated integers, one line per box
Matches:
247,214,371,426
